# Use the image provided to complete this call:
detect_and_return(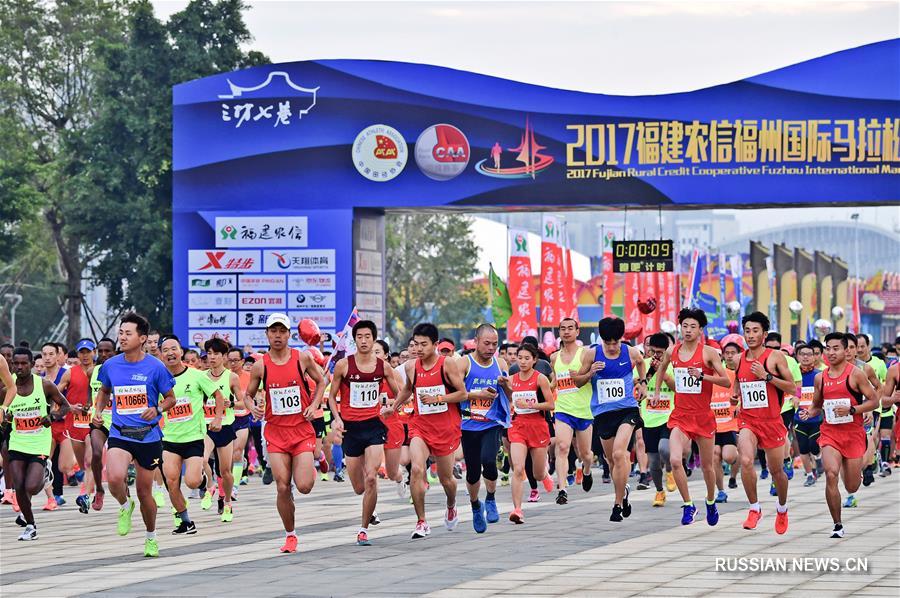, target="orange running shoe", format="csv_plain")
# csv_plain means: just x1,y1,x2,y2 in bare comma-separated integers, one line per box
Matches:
509,508,525,524
742,508,762,530
43,497,59,511
541,476,554,492
1,489,13,505
280,534,298,553
12,492,20,512
775,510,789,535
575,469,584,485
